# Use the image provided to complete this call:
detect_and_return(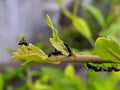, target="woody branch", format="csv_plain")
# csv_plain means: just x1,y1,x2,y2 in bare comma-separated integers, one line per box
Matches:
48,54,114,64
